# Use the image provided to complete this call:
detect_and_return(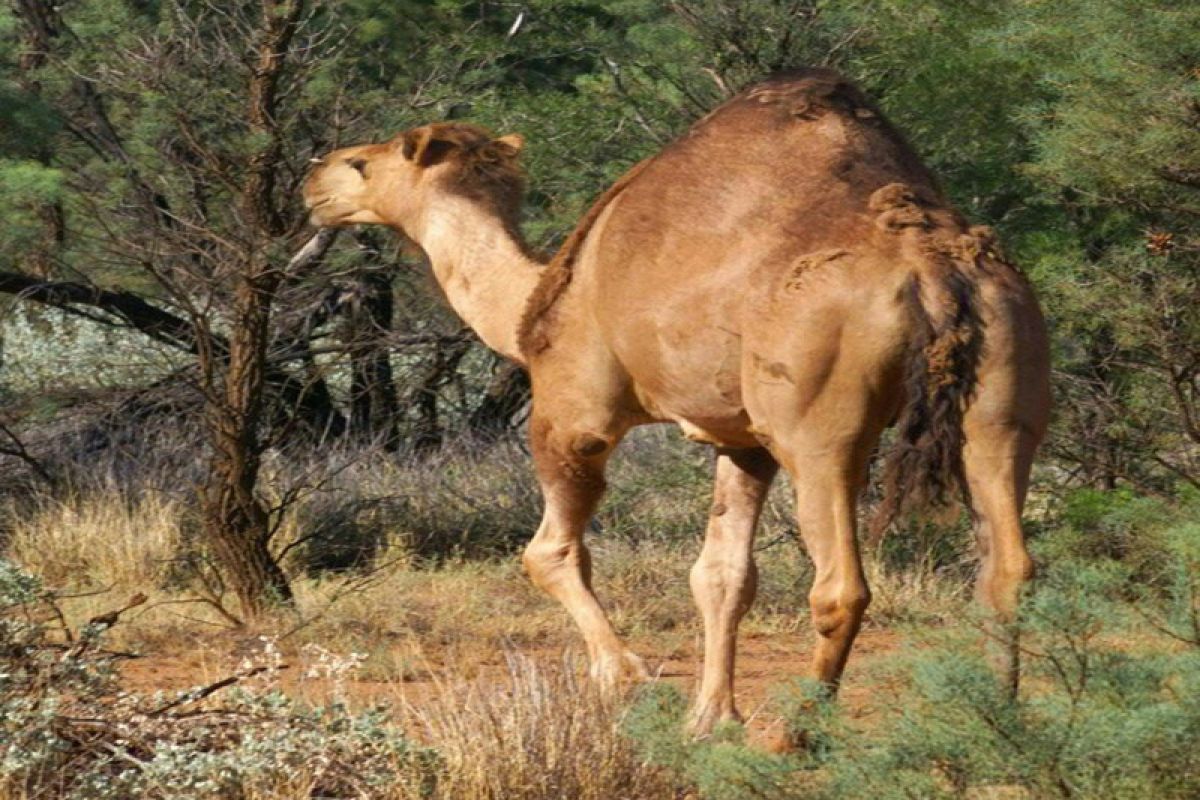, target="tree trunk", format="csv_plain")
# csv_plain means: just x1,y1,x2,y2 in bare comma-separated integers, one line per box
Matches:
347,268,400,448
200,456,292,619
199,266,292,620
